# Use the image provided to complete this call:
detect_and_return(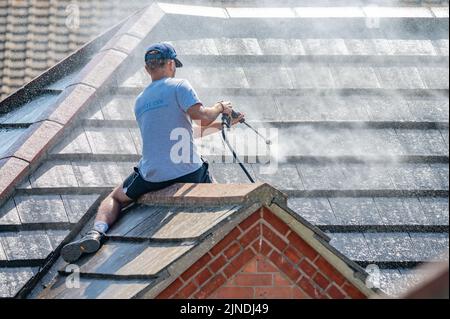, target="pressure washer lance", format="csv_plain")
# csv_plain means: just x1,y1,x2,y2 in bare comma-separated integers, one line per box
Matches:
228,110,272,145
221,110,272,184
